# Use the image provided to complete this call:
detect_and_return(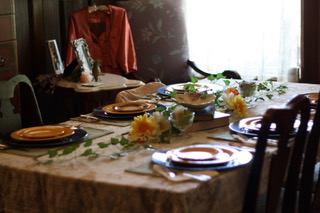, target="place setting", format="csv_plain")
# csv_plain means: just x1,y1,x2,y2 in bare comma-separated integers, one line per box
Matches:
229,115,313,139
92,101,165,120
151,143,253,173
6,125,88,148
